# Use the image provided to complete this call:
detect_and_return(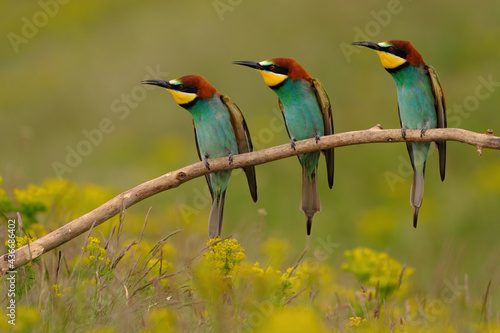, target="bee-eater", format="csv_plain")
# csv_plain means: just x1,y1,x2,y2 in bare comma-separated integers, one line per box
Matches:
351,40,446,227
142,75,257,238
233,58,334,235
